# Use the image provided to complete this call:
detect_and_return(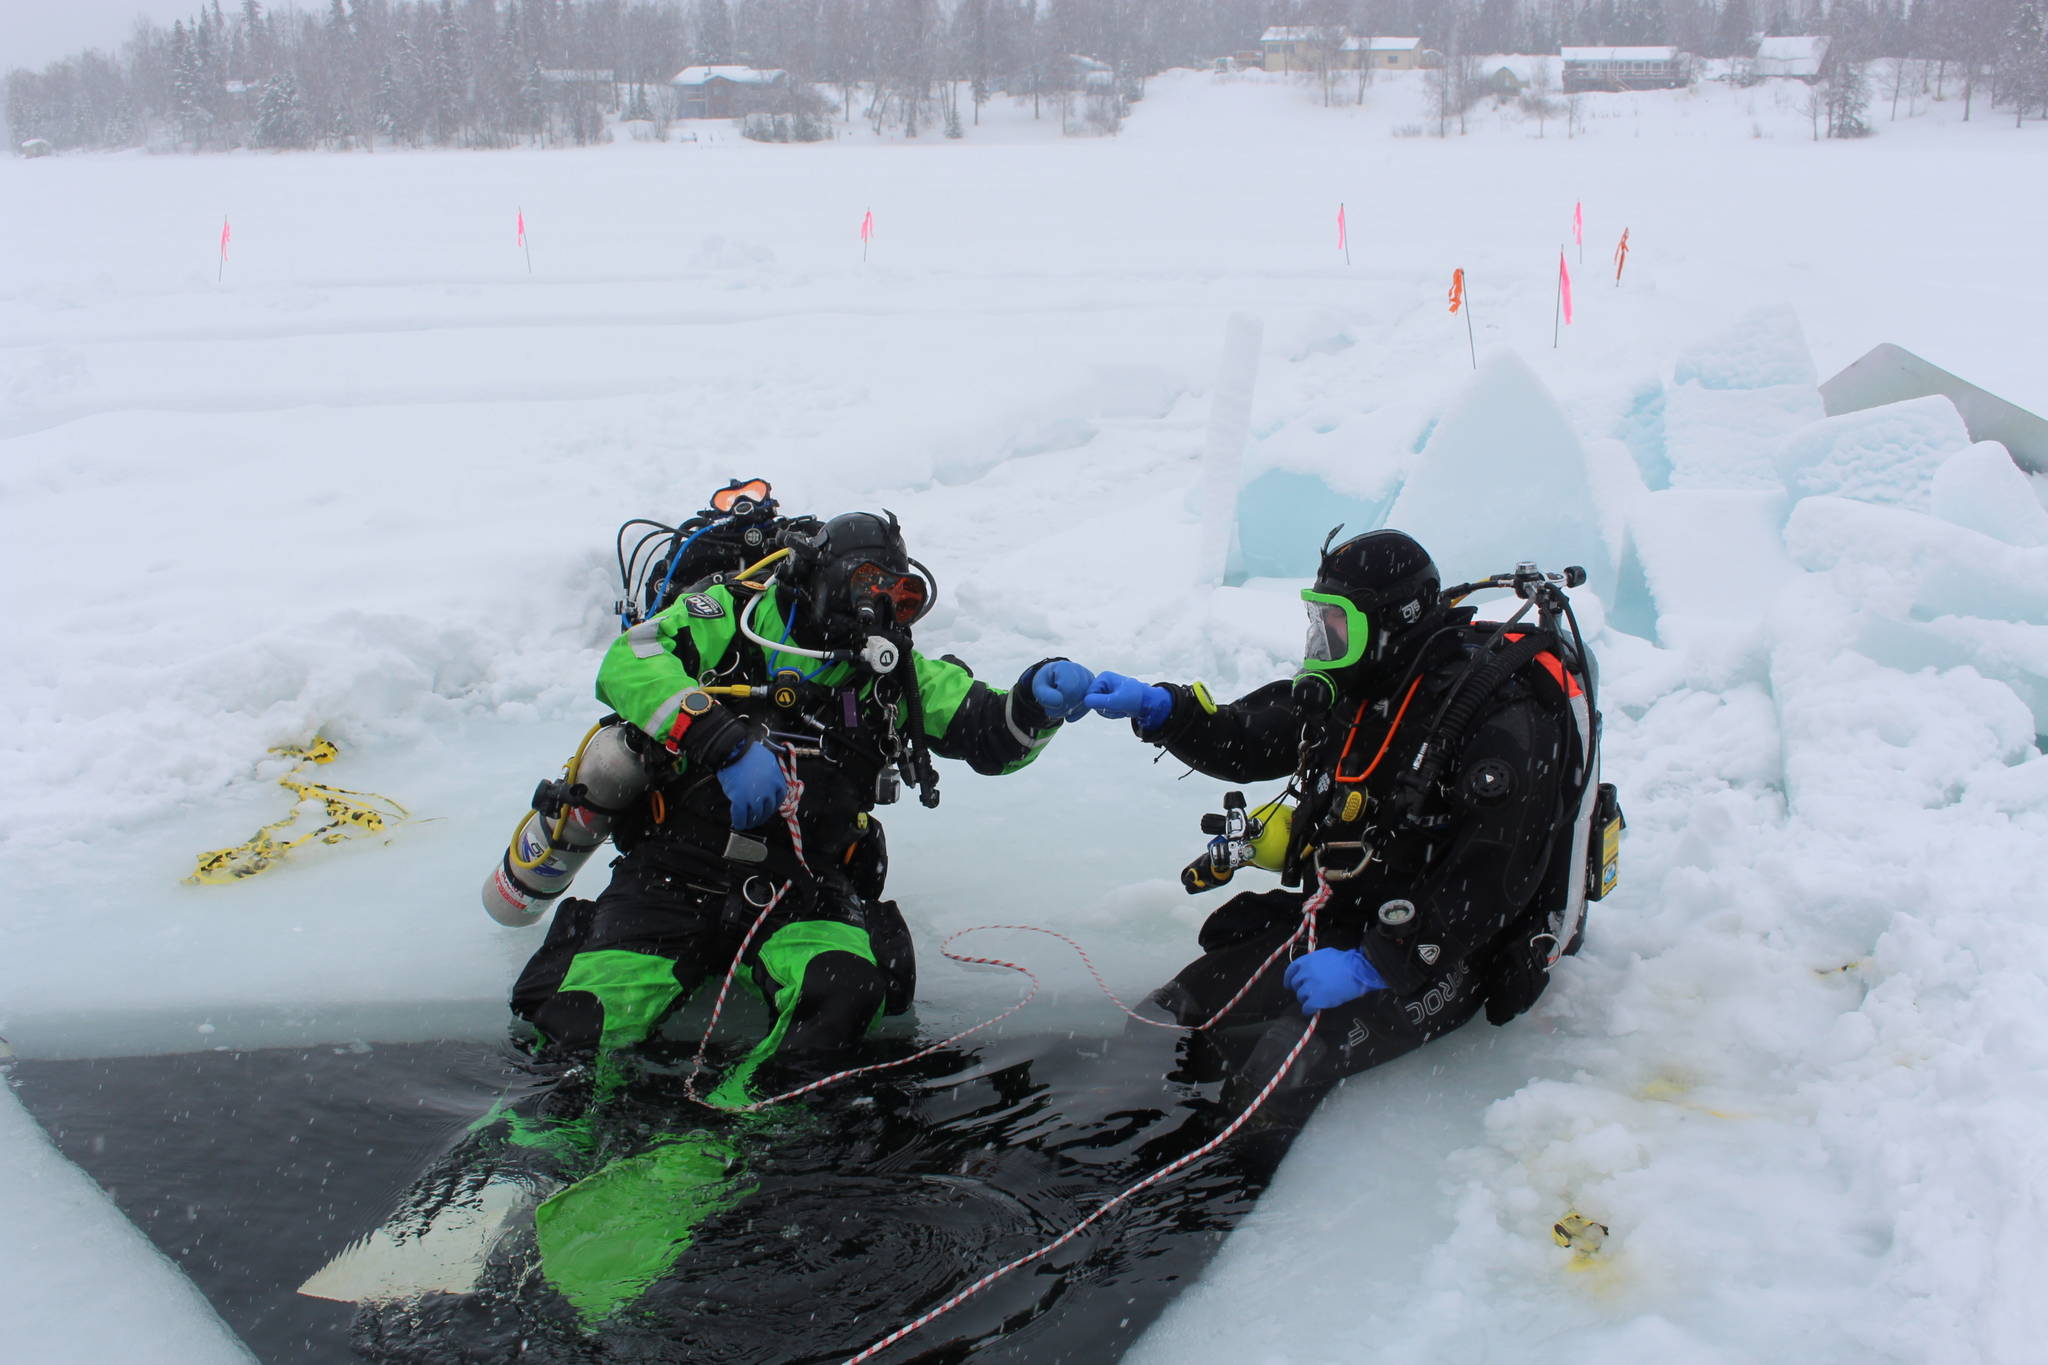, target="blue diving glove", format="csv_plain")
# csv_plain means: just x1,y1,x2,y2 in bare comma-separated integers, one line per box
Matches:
1284,947,1386,1014
1082,671,1173,732
716,741,787,829
1030,660,1096,722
